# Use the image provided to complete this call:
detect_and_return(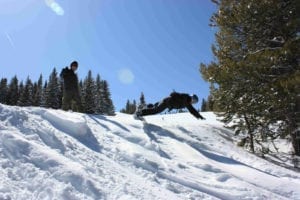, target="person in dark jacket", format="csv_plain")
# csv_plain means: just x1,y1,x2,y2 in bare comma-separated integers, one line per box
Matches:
60,61,82,112
135,92,205,120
